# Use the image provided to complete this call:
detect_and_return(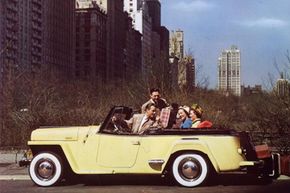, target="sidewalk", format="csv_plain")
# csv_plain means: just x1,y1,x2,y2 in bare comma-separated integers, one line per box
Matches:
0,163,30,180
